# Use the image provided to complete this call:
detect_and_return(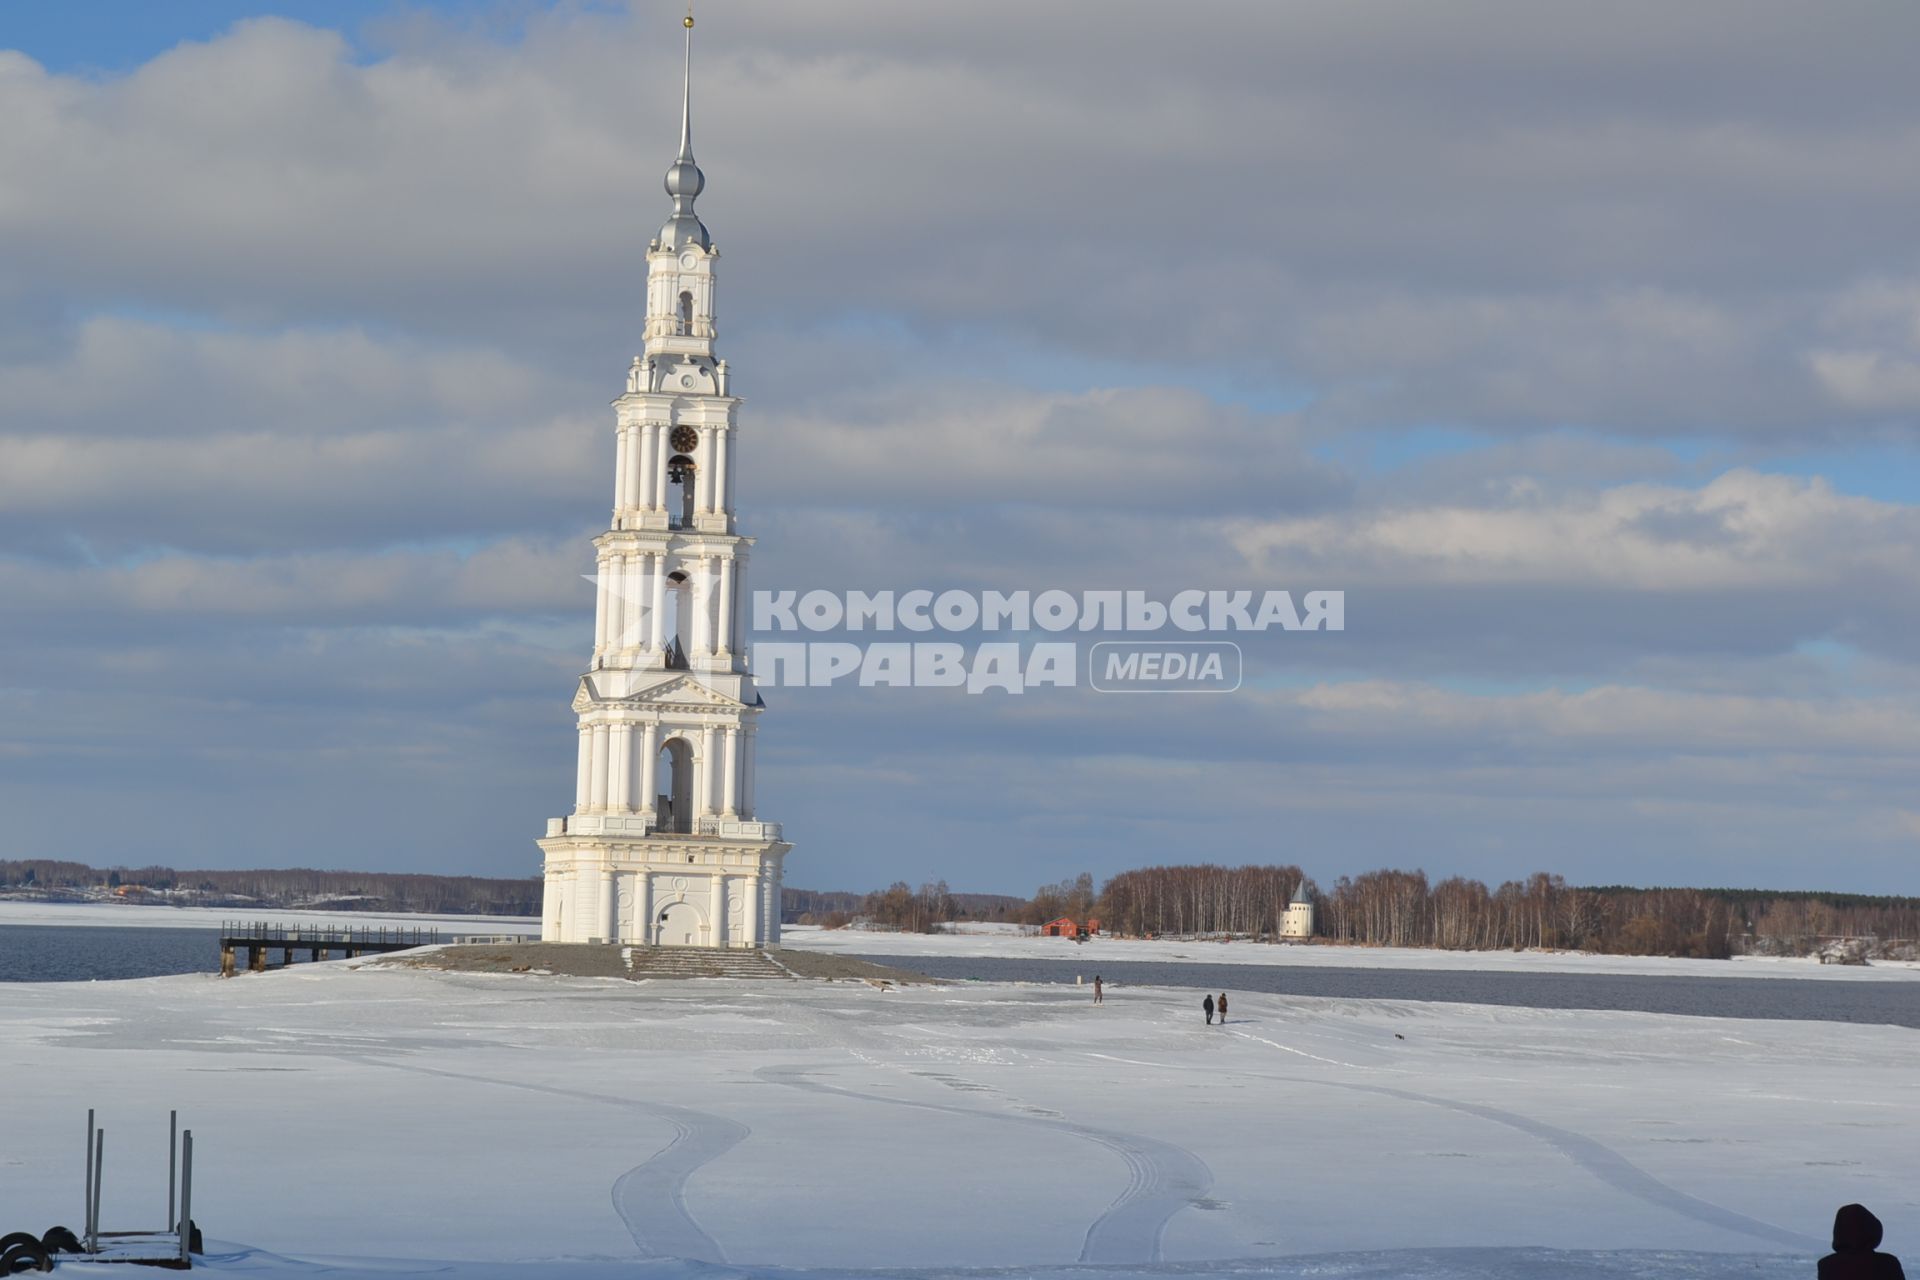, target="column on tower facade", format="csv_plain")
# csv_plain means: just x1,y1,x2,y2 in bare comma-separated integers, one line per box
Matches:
610,553,627,651
699,725,718,818
742,871,760,946
609,723,630,810
721,725,739,817
638,423,658,513
649,554,668,653
701,428,720,514
723,429,737,515
768,864,781,944
637,552,652,652
636,871,653,944
687,557,707,658
593,561,610,654
710,874,727,947
542,872,562,940
588,723,610,811
655,424,672,512
716,556,734,656
601,866,617,941
701,555,719,657
639,723,660,816
641,426,656,514
613,427,631,520
731,554,748,656
713,430,730,519
740,724,756,819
